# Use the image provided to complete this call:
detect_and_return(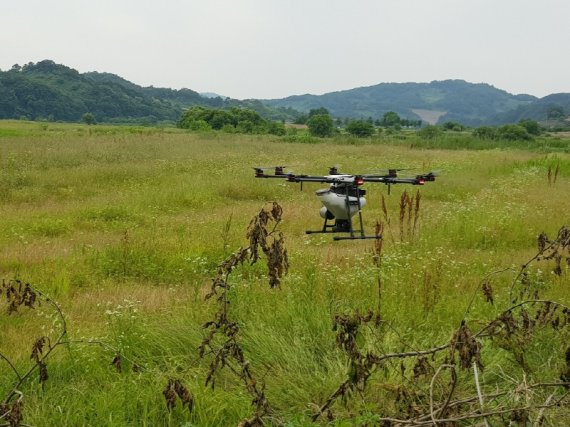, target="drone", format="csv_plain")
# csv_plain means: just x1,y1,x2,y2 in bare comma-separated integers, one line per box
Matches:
254,166,437,241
